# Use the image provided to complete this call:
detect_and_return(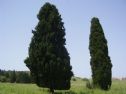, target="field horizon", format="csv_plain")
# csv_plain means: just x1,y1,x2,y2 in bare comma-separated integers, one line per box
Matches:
0,77,126,94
